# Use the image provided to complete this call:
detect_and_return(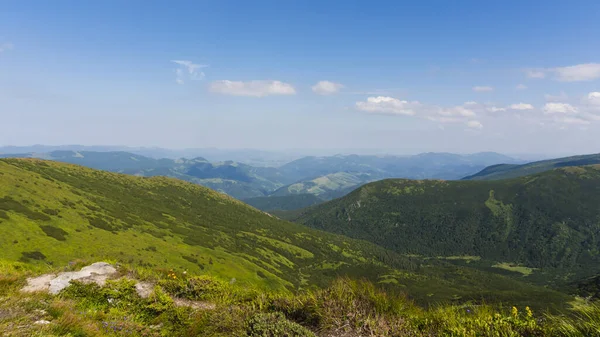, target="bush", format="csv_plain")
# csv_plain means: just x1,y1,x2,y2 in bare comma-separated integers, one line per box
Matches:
160,275,260,304
40,225,69,241
19,250,47,262
247,312,316,337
